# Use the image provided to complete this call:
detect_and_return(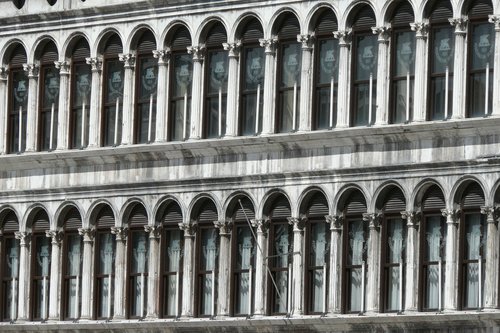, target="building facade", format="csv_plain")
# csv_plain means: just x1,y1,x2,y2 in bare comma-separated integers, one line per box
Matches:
0,0,500,331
